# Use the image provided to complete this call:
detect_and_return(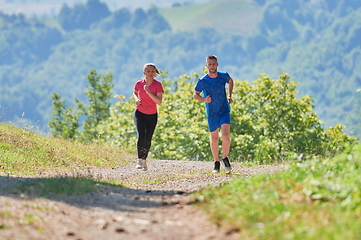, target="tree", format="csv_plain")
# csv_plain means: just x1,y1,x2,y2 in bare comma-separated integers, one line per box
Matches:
131,8,147,29
231,73,356,162
48,93,81,139
58,0,110,31
146,7,171,34
49,69,113,142
79,69,114,142
96,72,356,163
95,8,131,31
